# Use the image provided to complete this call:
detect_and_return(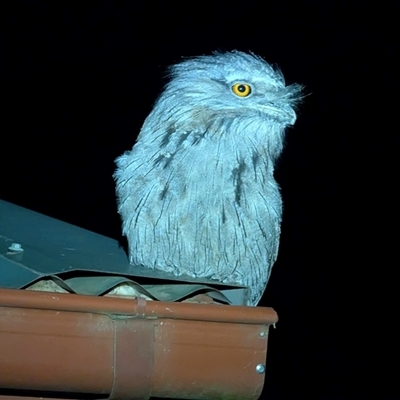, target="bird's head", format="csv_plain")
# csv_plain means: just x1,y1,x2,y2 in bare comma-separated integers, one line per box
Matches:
138,51,302,164
161,51,302,129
